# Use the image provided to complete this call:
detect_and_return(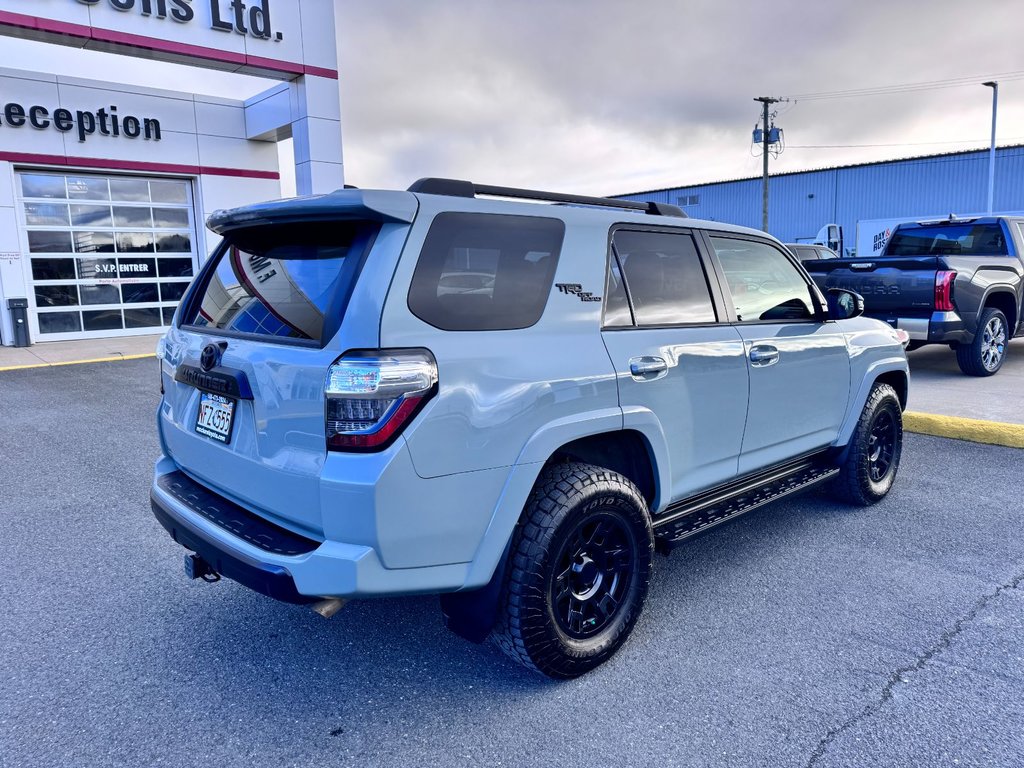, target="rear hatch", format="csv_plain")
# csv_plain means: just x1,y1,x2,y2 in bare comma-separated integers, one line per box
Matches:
159,191,416,538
